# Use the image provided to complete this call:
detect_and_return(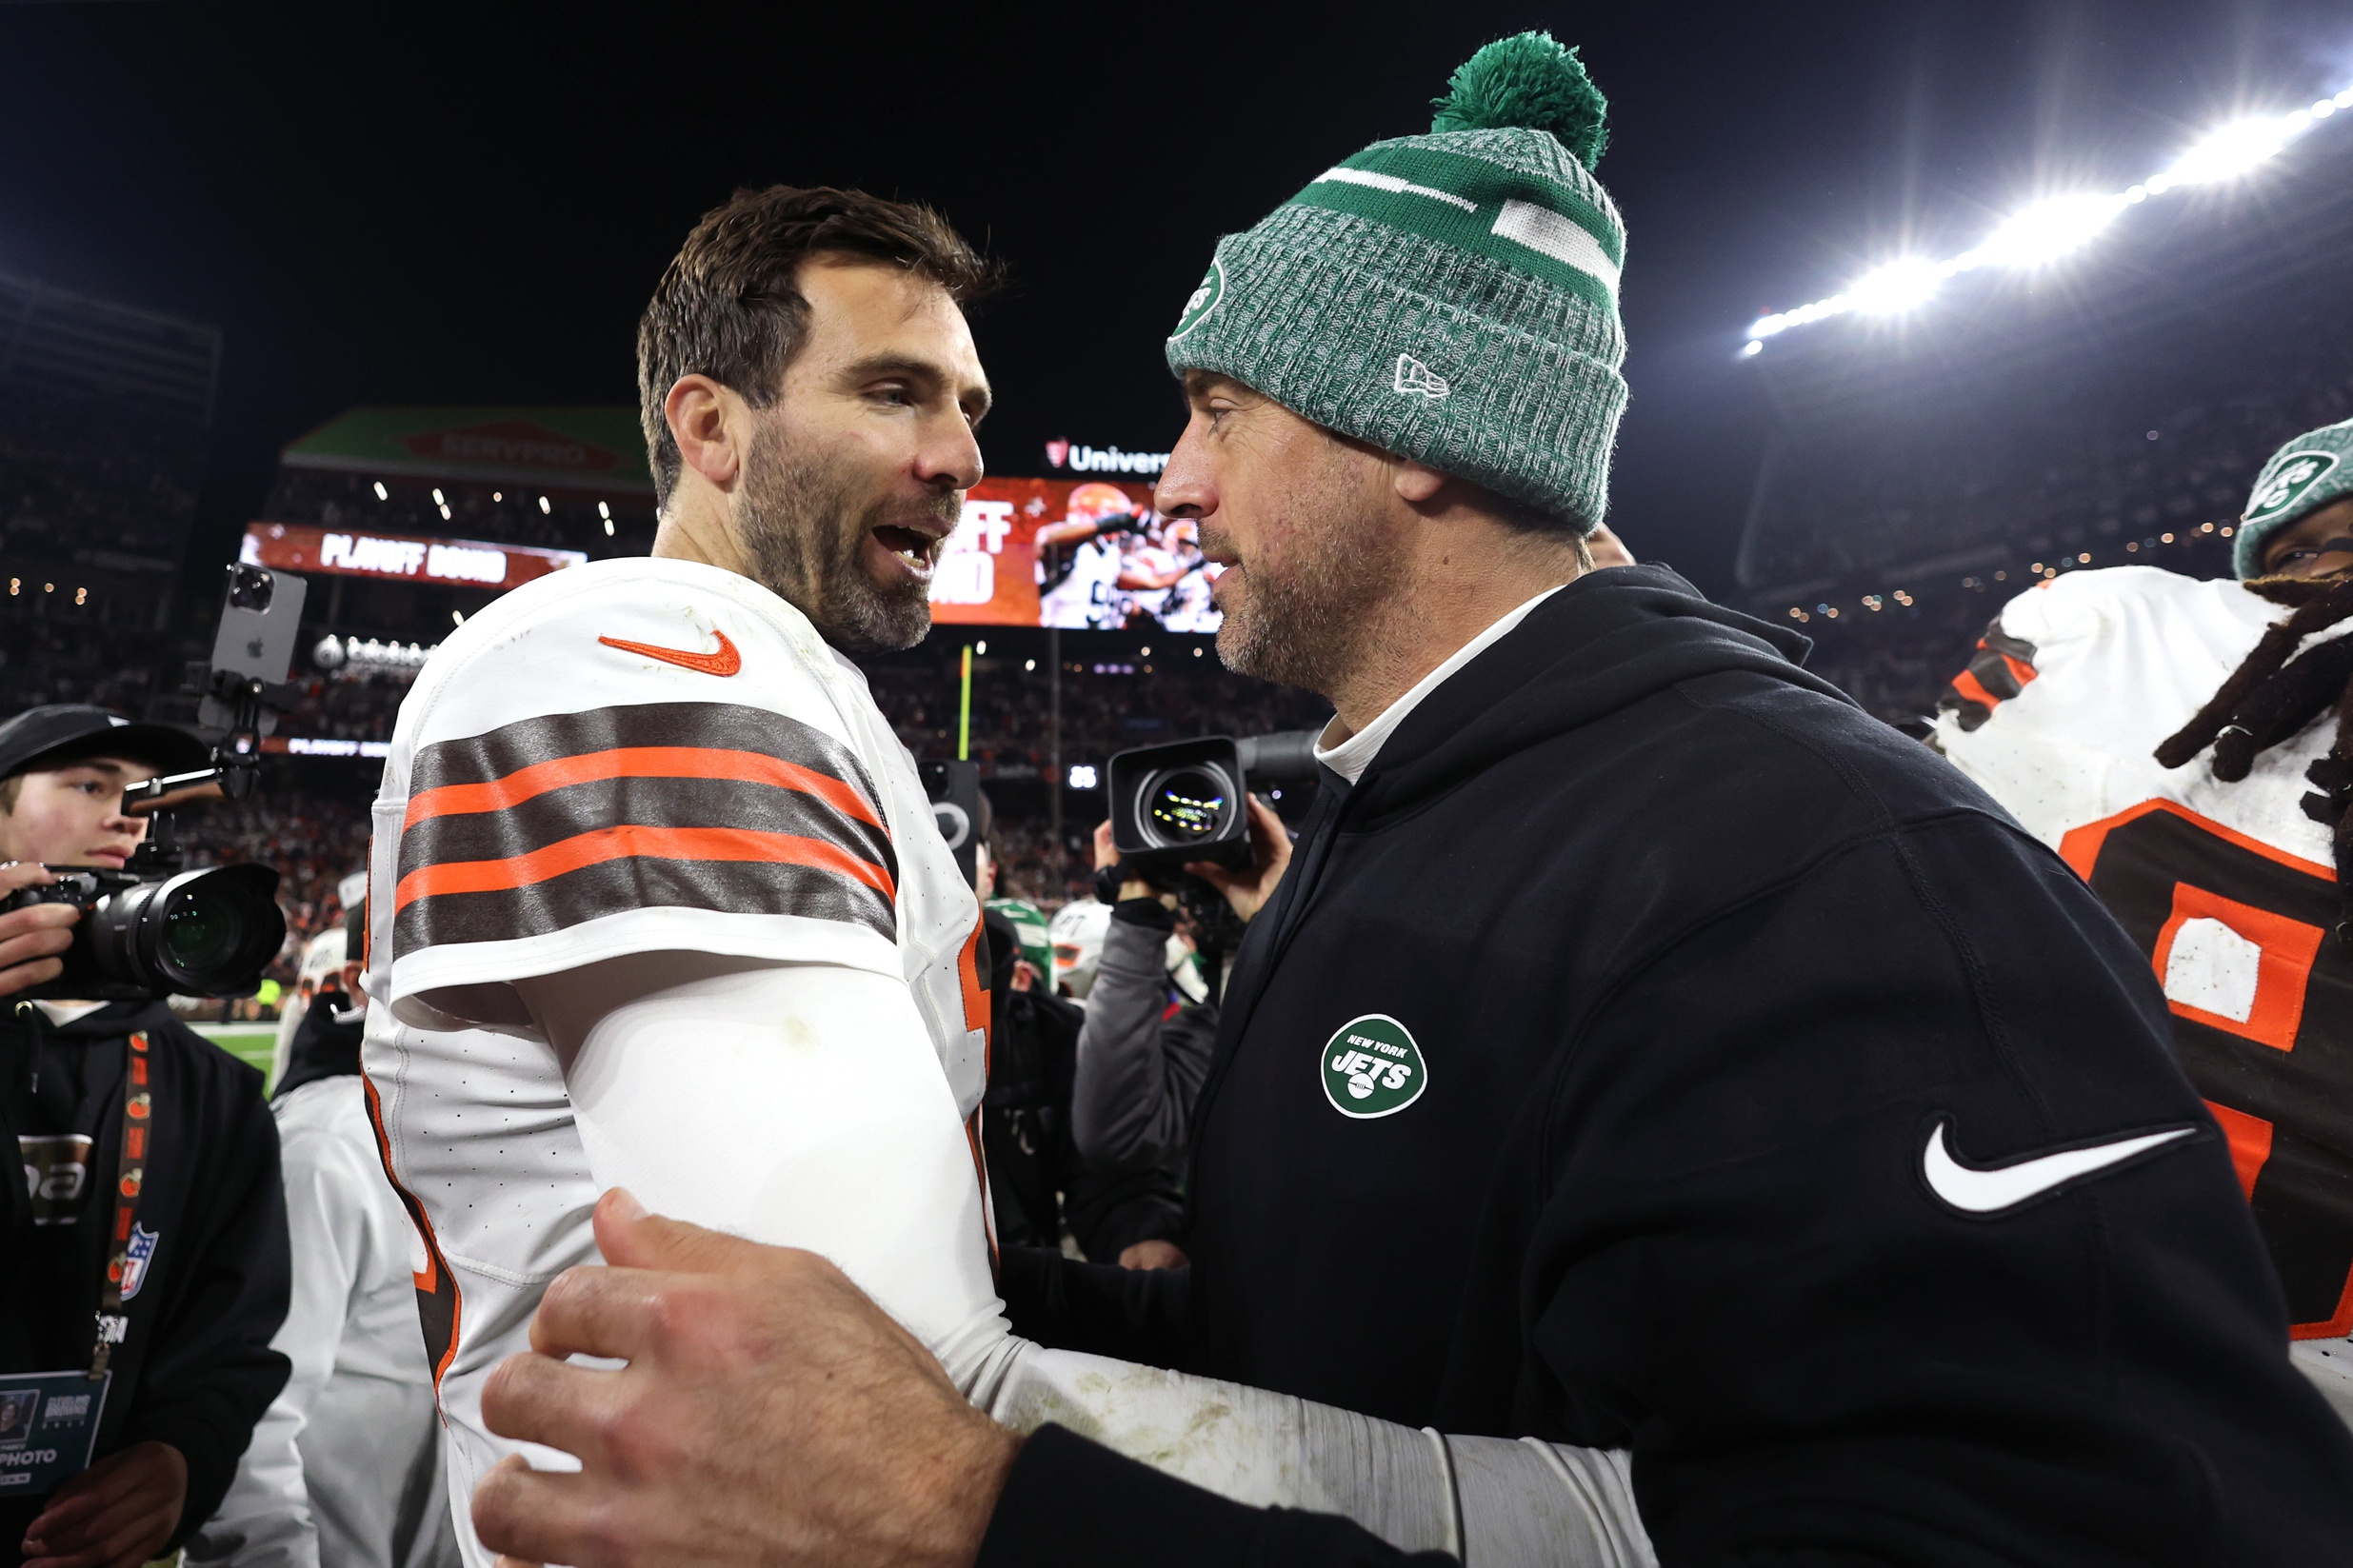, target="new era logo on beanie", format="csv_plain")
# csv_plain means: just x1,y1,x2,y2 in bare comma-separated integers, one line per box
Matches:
1394,354,1449,400
1164,31,1628,534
